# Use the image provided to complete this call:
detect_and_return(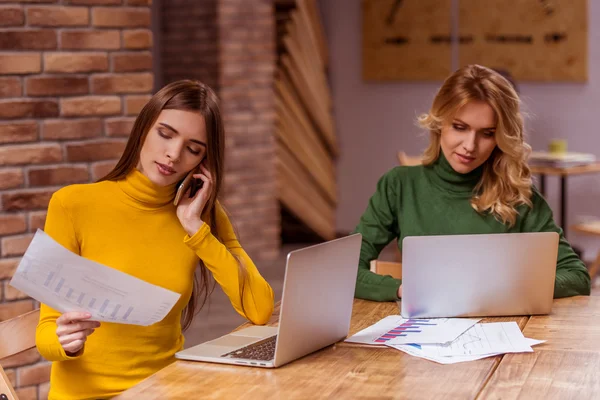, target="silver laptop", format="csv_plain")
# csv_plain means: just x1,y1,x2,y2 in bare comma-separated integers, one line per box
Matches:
400,232,559,318
175,233,362,368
